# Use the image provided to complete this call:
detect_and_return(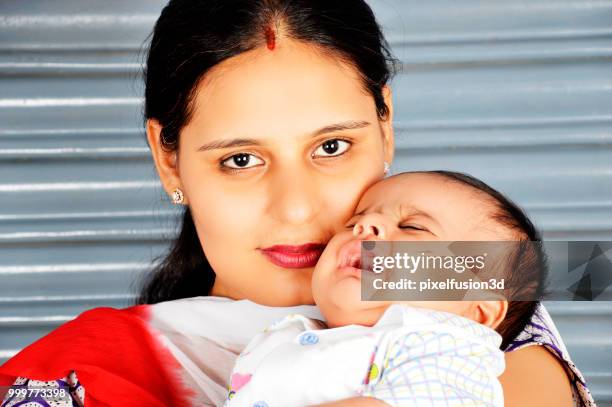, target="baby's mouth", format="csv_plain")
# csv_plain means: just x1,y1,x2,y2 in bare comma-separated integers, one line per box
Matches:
337,239,375,274
341,251,362,270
